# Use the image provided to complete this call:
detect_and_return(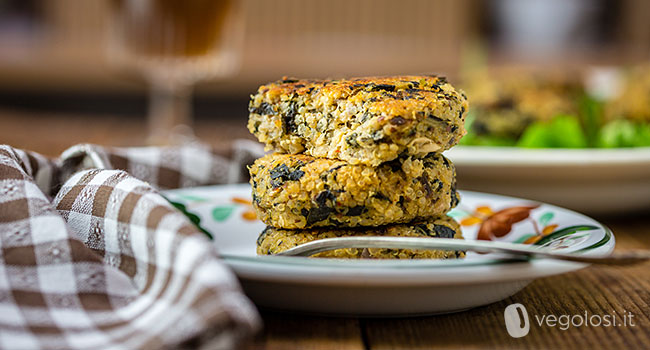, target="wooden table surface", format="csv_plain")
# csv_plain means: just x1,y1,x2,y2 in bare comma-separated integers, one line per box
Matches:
2,109,649,350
